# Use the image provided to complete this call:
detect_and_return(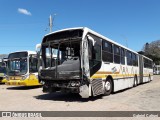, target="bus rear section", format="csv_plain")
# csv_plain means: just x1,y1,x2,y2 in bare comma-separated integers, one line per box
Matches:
6,51,41,86
139,54,153,84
